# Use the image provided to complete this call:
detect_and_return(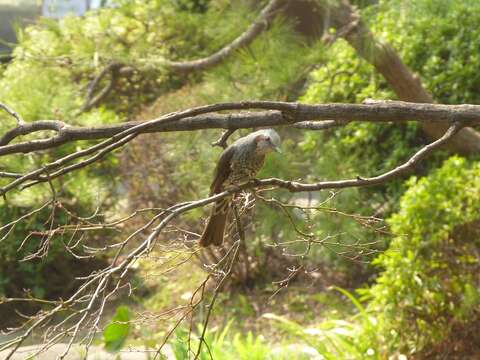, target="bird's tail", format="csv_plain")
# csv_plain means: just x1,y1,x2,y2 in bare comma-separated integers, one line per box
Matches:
199,197,230,247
